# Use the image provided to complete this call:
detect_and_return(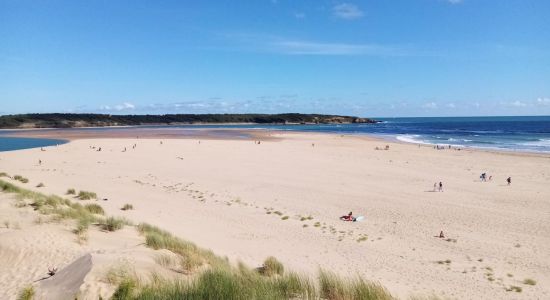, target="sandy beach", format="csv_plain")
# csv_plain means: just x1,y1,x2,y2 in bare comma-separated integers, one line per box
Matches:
1,131,549,299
